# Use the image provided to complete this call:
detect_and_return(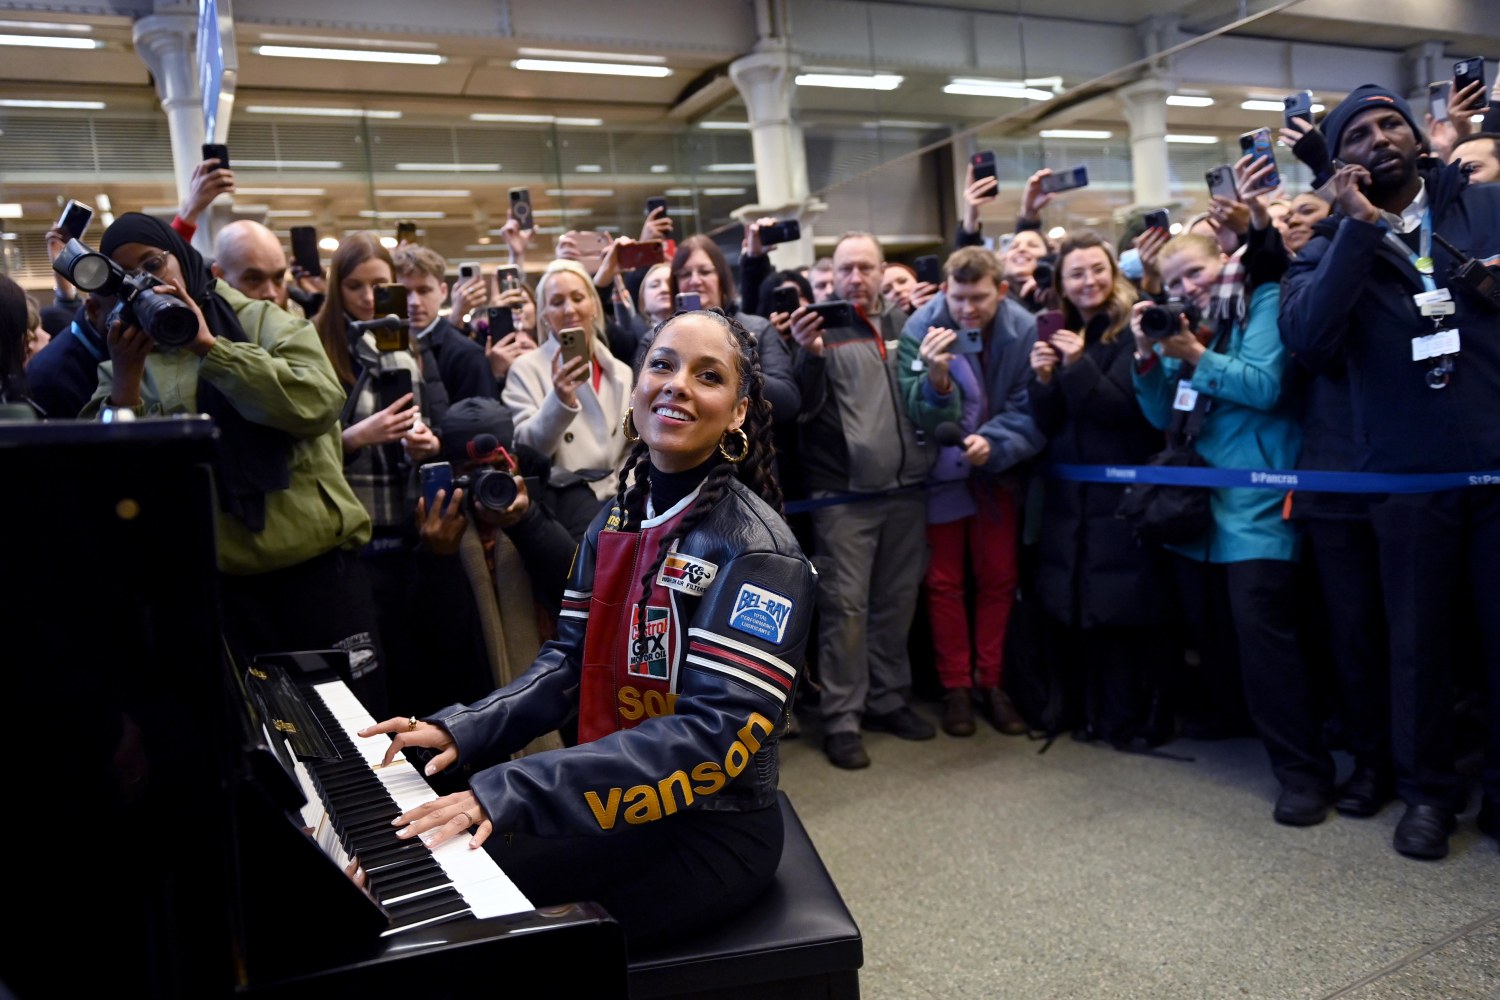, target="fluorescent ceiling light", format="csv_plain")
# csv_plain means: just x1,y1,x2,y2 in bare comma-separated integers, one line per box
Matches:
512,58,671,78
518,47,666,64
359,210,445,219
236,187,326,196
575,164,603,172
1240,100,1284,112
697,121,750,130
863,119,942,129
254,45,446,65
545,188,614,197
702,187,747,196
231,204,271,213
246,105,402,119
1040,129,1113,139
469,113,603,126
394,162,501,172
944,79,1054,101
265,209,313,218
0,20,89,32
379,236,398,248
0,33,100,49
0,204,22,219
650,165,670,173
1165,134,1220,144
705,163,756,172
533,226,567,236
237,159,344,168
666,208,697,216
375,189,471,198
318,236,340,250
0,98,103,109
794,72,903,91
528,208,593,218
259,32,438,49
664,188,692,196
95,194,111,211
1167,95,1214,107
